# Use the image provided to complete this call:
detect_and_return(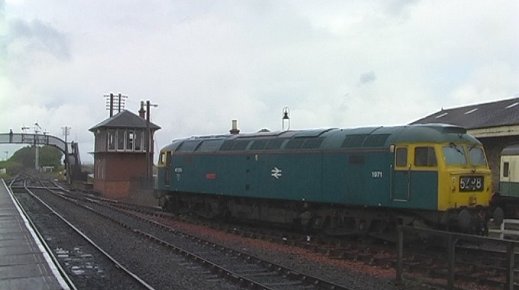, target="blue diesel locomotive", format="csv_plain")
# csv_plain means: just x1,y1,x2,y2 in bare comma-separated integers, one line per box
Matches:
155,124,499,234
